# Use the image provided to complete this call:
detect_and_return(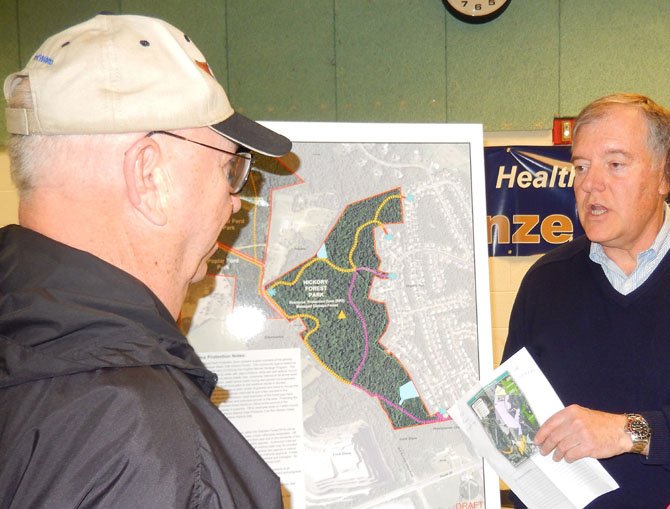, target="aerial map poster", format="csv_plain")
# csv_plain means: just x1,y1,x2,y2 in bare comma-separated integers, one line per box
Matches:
180,122,498,509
